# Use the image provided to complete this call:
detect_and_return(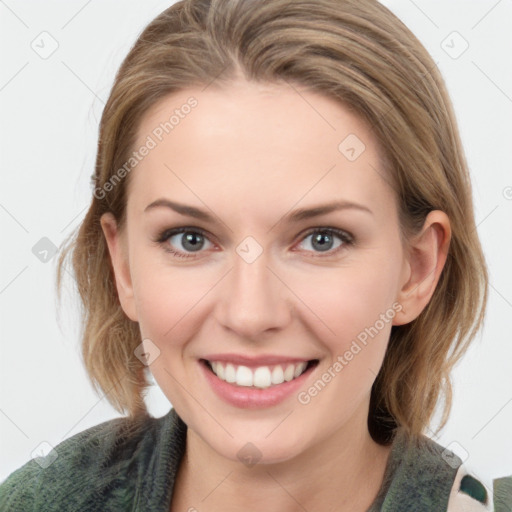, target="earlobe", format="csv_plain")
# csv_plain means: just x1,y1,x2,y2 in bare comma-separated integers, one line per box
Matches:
393,210,451,326
100,212,138,322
